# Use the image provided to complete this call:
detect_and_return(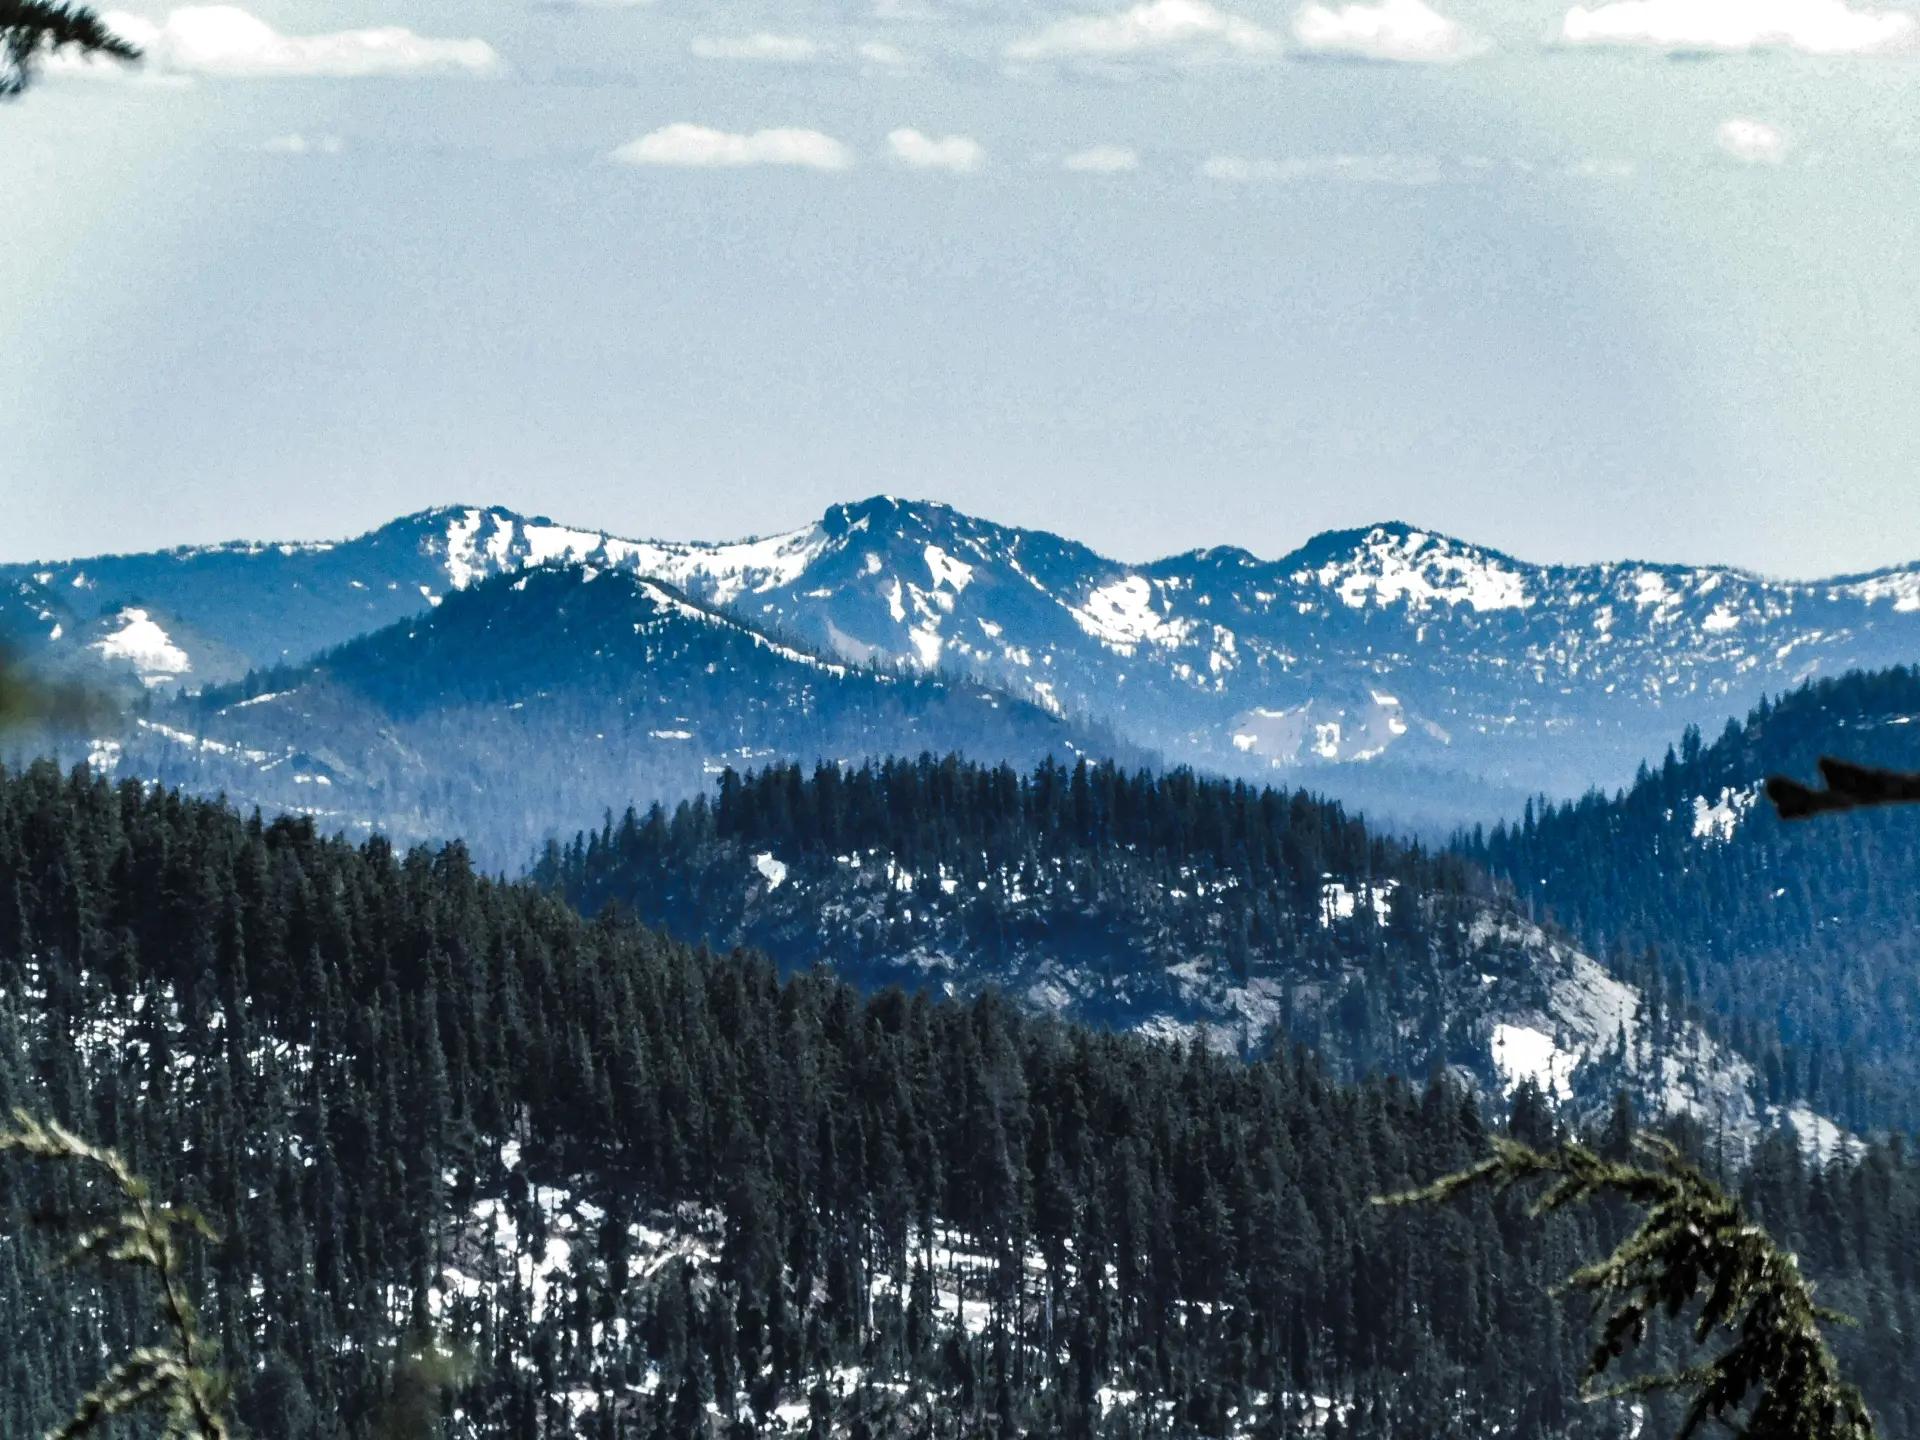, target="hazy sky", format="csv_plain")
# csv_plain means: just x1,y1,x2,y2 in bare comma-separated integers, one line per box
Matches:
4,0,1919,575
